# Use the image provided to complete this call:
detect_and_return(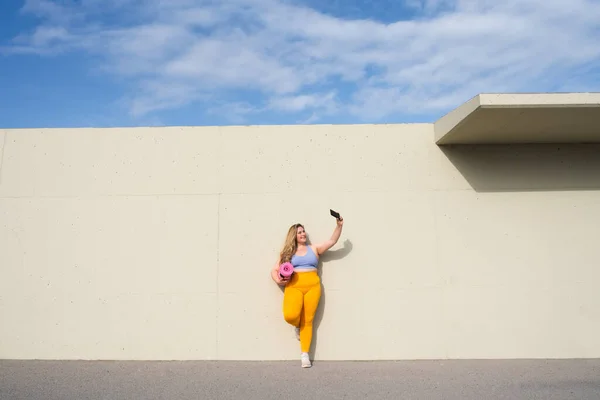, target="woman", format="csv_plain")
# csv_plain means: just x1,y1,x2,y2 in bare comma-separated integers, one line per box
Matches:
271,216,344,368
